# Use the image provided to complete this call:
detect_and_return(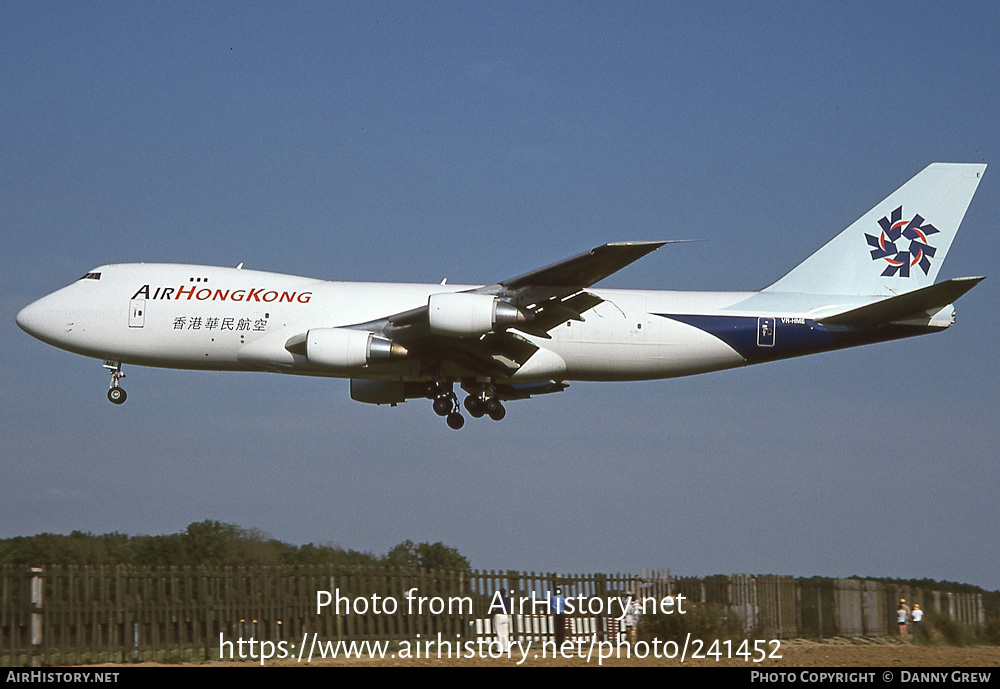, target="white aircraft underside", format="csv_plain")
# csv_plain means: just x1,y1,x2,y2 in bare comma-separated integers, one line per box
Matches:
17,163,987,429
